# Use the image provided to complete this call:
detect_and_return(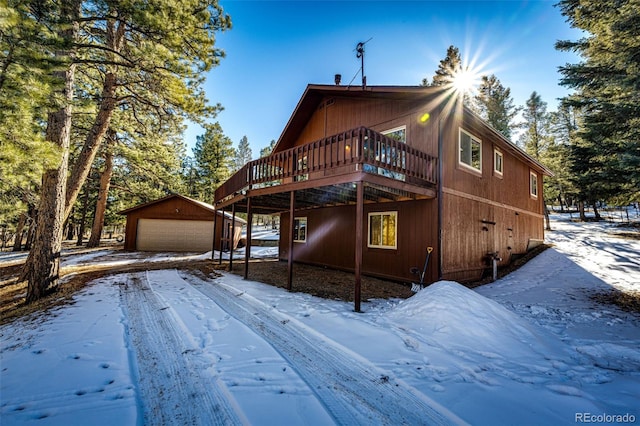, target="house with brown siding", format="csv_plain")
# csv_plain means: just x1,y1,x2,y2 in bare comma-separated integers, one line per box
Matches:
214,84,551,311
